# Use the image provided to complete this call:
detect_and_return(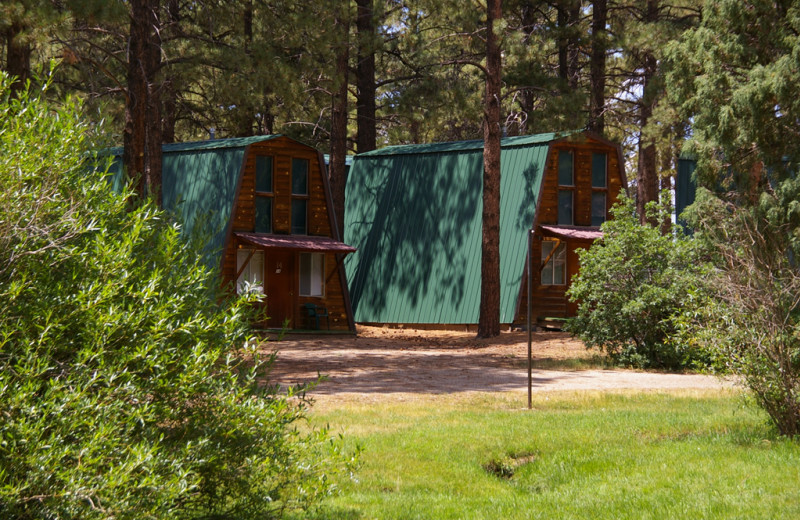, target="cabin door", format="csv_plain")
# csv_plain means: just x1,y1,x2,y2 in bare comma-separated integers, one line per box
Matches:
266,250,295,328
